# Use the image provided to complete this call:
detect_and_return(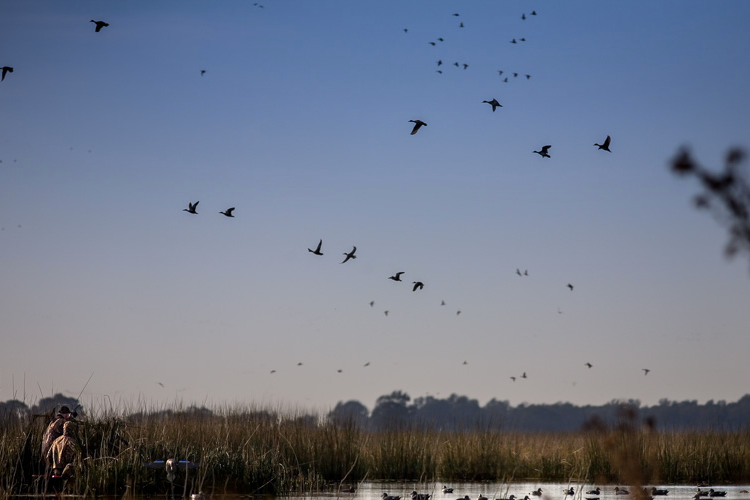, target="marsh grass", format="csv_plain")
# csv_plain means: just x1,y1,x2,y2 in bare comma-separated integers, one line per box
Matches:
1,403,749,498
